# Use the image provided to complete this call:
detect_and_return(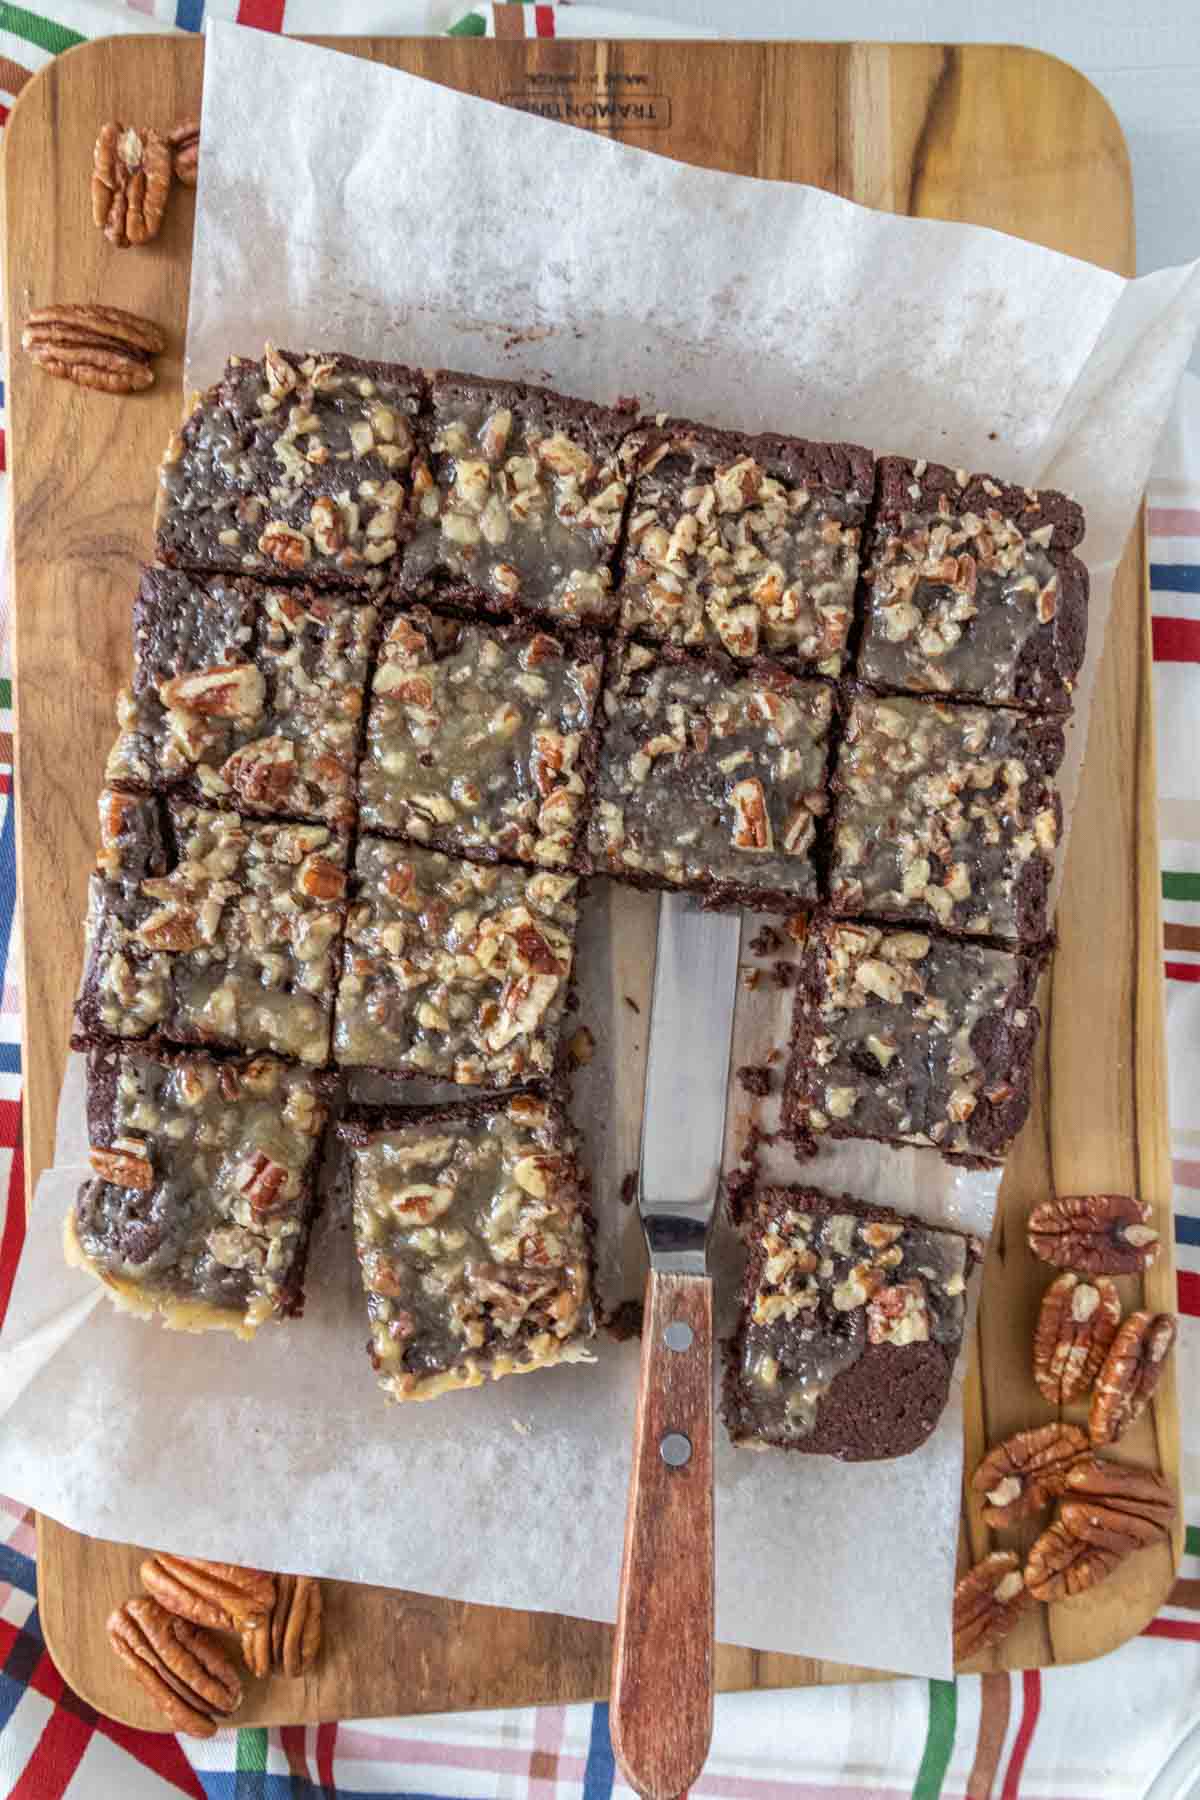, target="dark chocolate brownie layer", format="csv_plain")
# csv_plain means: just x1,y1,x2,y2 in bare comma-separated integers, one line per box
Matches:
360,606,603,867
71,1044,329,1333
722,1186,973,1459
783,919,1043,1163
586,639,834,911
619,418,872,670
858,456,1088,712
155,347,425,591
401,371,633,628
339,1091,595,1401
829,691,1065,941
